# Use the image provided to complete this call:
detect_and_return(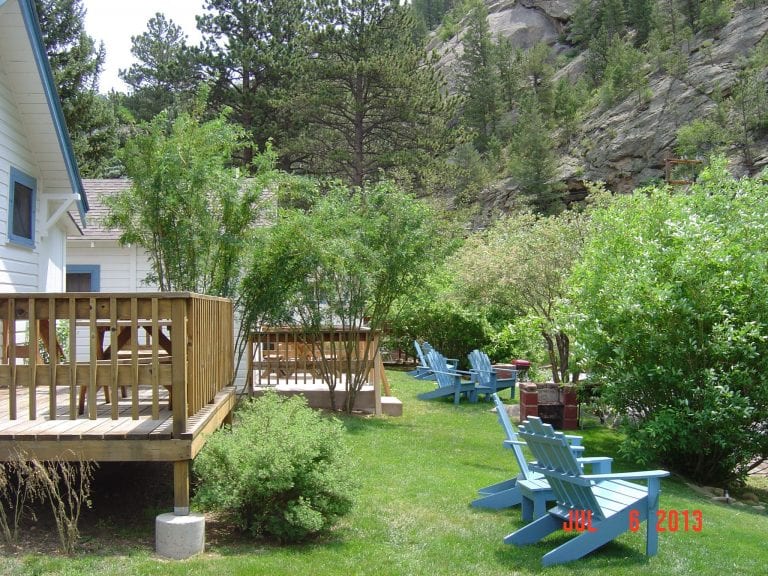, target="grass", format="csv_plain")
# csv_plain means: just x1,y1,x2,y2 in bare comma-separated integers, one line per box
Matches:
1,370,767,575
